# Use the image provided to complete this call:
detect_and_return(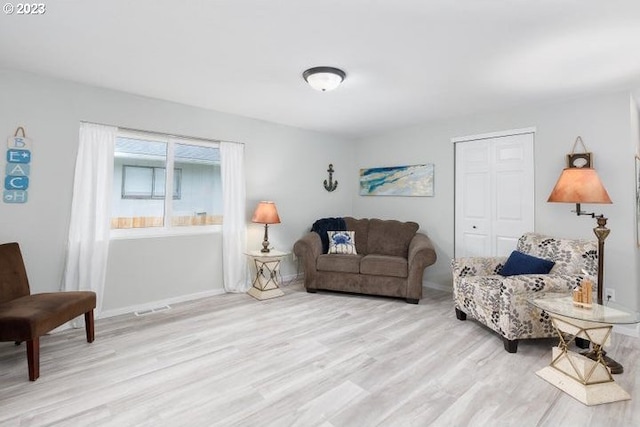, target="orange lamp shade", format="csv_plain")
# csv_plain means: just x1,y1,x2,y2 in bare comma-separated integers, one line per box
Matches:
547,168,612,204
251,201,281,224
